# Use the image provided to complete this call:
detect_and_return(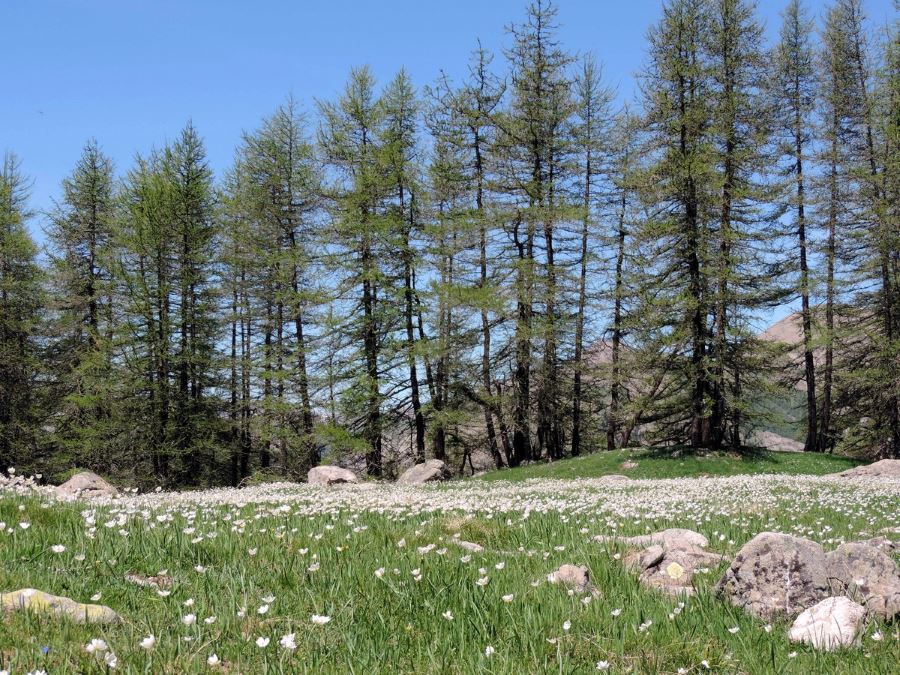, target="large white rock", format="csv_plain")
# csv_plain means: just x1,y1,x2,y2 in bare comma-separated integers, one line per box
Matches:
789,596,866,651
397,459,448,485
56,471,117,499
307,465,358,486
